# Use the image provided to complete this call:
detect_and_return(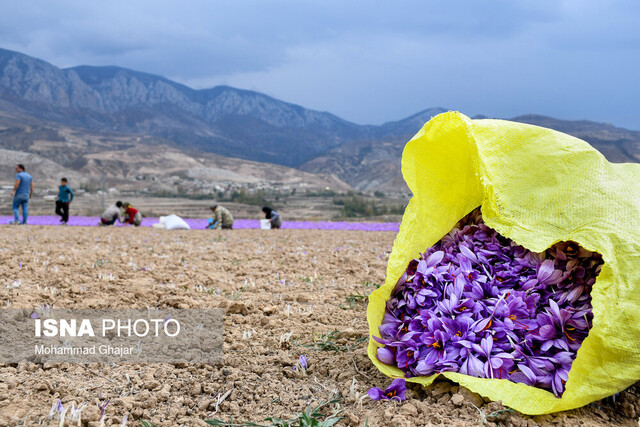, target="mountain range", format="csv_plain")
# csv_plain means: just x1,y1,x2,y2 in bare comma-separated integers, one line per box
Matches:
0,47,638,192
